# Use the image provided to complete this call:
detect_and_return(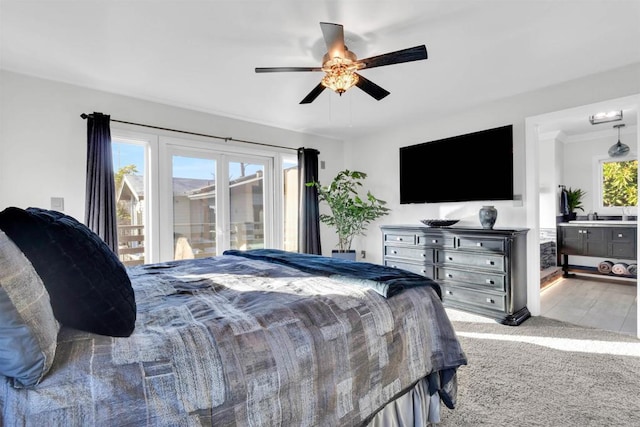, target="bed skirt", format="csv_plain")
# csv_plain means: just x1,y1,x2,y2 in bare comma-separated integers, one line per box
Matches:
368,374,451,426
